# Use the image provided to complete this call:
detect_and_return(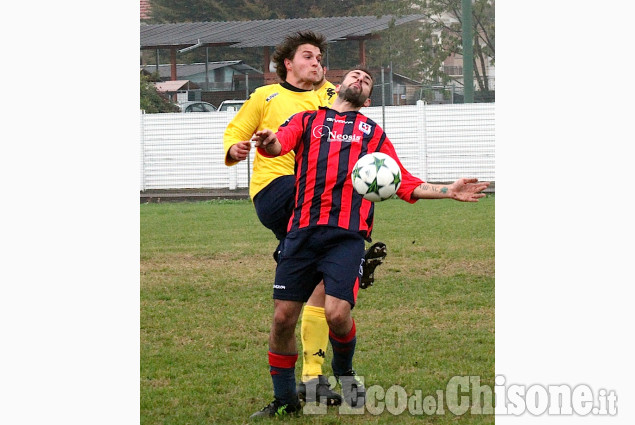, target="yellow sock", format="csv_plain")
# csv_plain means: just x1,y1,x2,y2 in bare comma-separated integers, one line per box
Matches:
300,305,329,382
